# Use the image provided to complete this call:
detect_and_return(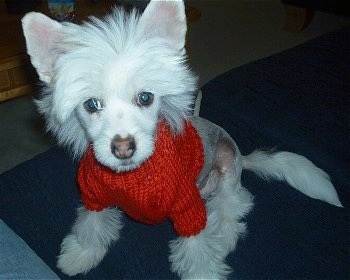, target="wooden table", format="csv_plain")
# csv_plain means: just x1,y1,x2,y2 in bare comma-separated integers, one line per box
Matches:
0,0,200,102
